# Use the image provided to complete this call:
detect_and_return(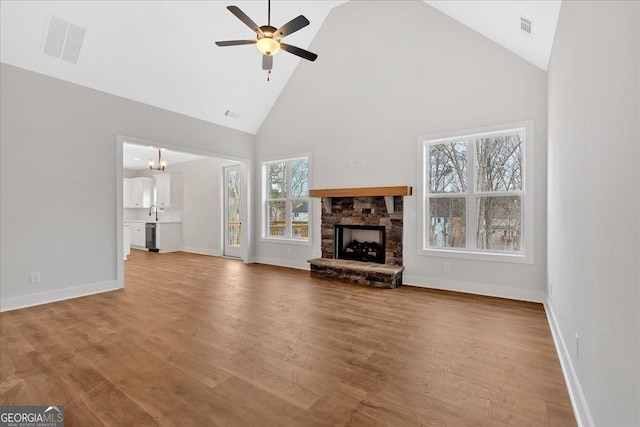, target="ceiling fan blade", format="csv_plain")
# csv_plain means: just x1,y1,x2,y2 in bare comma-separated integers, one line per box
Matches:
274,15,310,39
227,6,264,36
215,40,256,47
280,43,318,62
262,54,273,70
